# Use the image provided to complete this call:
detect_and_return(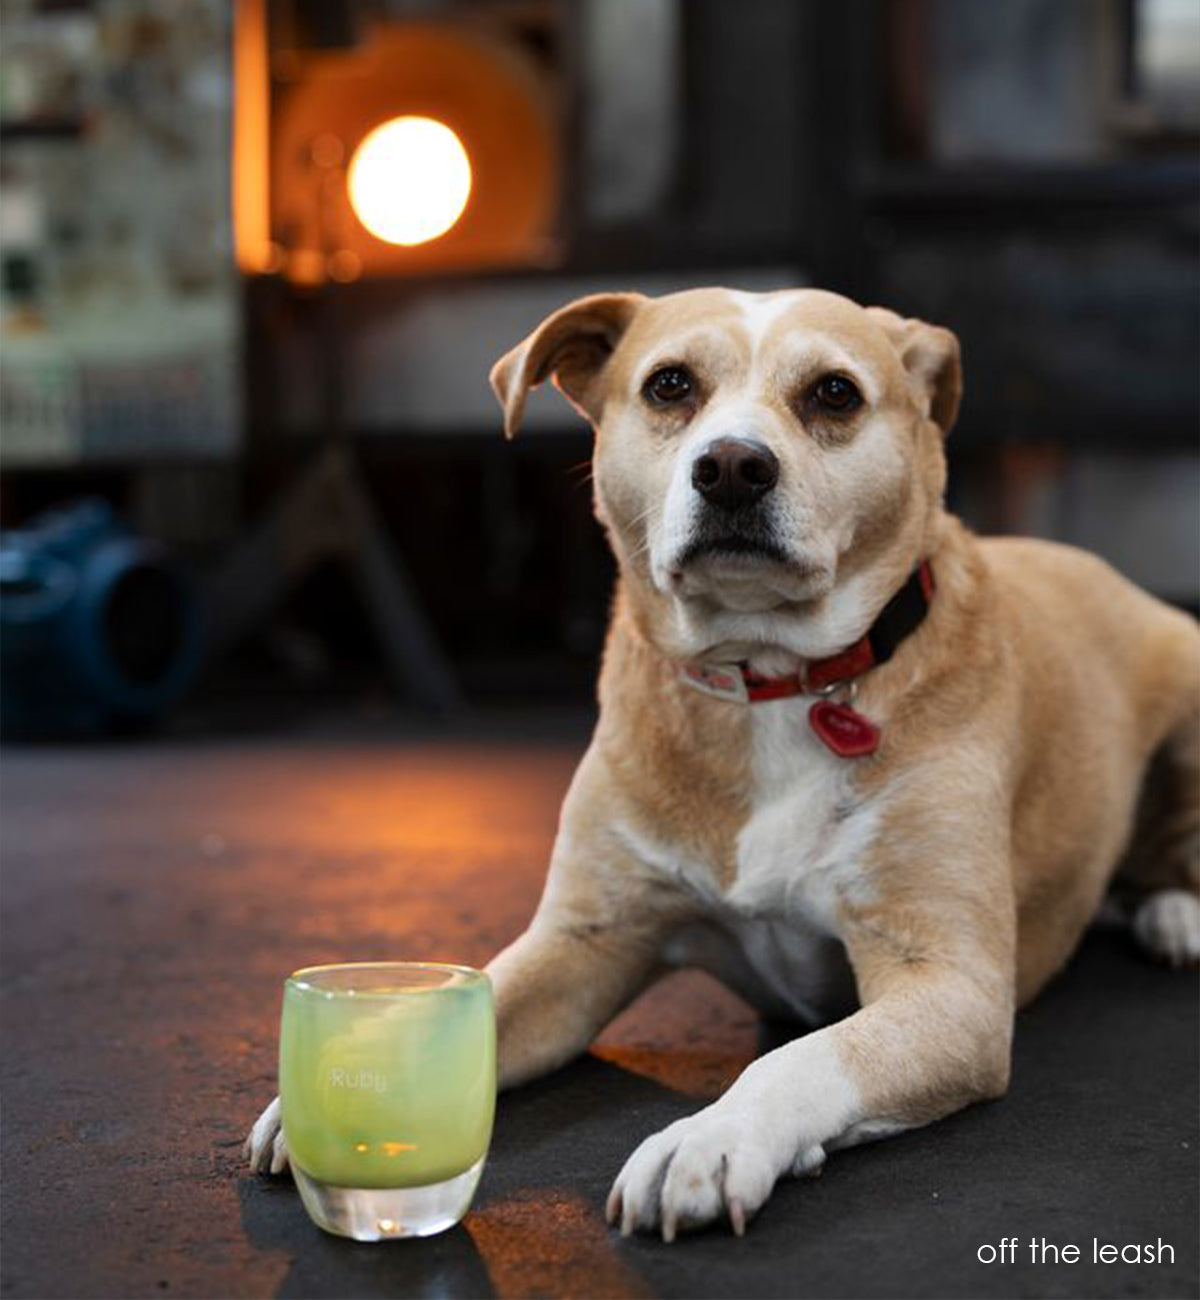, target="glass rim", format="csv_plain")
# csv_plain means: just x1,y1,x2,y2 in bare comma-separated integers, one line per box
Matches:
285,960,488,999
